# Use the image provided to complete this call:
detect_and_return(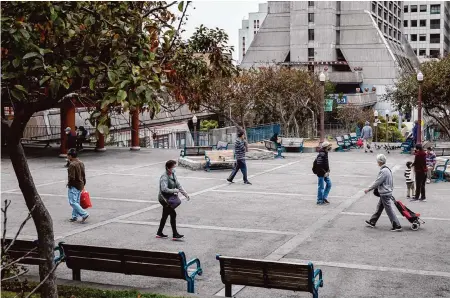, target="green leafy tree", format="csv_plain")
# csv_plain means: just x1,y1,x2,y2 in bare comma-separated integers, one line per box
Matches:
0,1,192,296
385,55,450,138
